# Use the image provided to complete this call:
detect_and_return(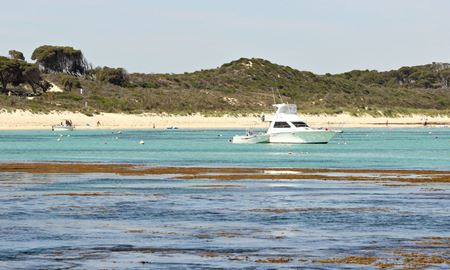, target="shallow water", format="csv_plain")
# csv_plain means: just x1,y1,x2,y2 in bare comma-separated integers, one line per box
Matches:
0,172,449,269
0,128,449,269
0,128,449,169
